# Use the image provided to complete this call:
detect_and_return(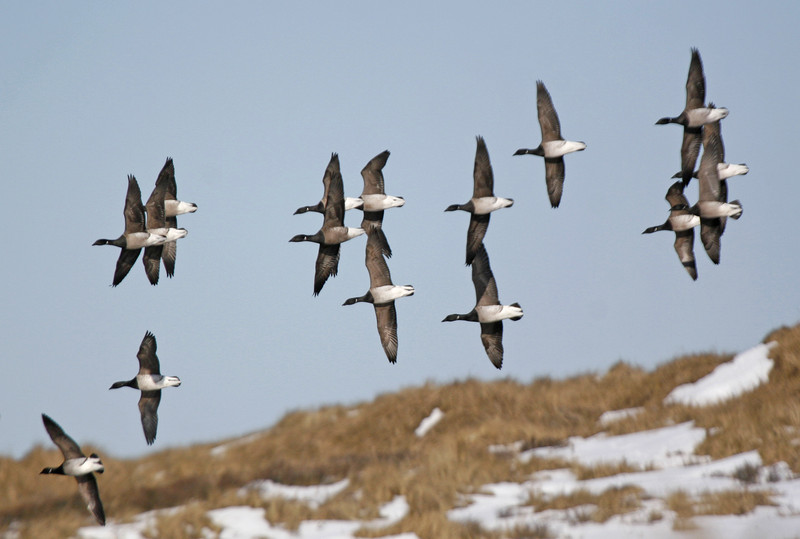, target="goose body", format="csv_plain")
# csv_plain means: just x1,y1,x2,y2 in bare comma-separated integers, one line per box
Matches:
672,162,749,181
690,114,742,264
109,331,181,445
40,414,106,526
655,49,730,186
446,136,513,265
291,163,365,295
93,175,168,286
643,181,700,280
358,150,402,257
294,153,364,215
343,230,413,363
514,81,585,208
442,243,522,369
